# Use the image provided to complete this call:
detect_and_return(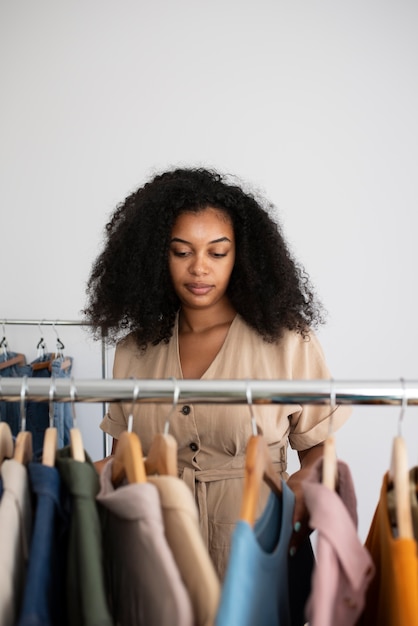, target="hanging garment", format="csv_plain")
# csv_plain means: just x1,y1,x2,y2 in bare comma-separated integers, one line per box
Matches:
17,462,70,626
0,351,29,436
387,466,418,538
55,447,113,626
356,472,418,625
302,458,374,626
288,536,316,626
27,355,73,456
0,459,33,626
101,313,351,579
97,459,193,626
216,481,309,626
148,474,221,626
51,356,73,448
